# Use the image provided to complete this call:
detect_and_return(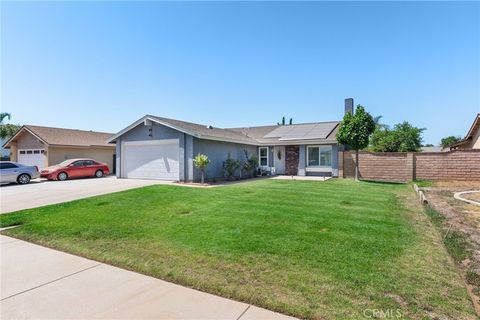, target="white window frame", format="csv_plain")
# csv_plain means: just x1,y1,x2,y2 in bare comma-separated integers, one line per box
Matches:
306,145,332,168
258,147,269,167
